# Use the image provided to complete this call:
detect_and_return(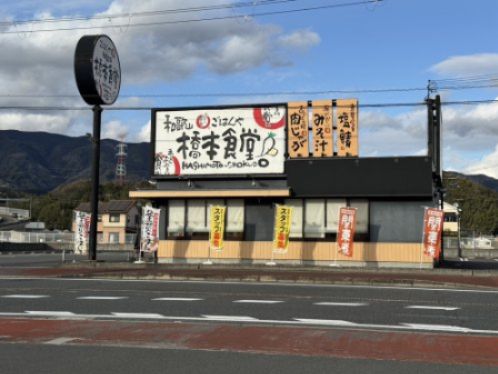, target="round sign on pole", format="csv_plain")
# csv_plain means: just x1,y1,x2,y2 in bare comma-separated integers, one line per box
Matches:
74,35,121,106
